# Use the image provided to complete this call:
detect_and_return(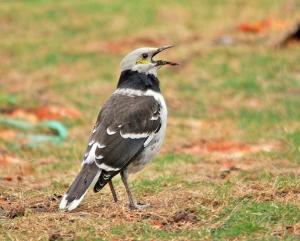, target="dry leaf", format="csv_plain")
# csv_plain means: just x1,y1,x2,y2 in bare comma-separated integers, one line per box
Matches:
238,19,271,33
33,106,81,120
